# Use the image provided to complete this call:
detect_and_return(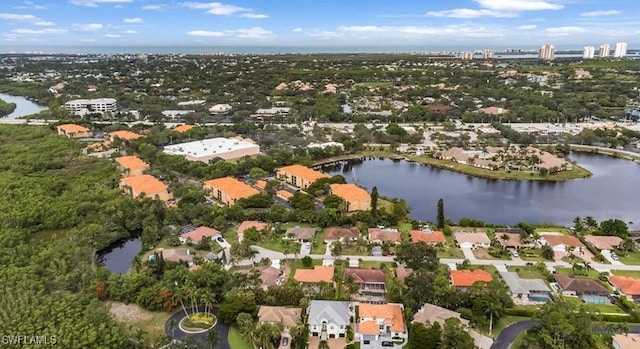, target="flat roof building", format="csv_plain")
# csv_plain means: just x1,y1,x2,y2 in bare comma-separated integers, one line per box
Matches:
64,98,117,115
203,176,259,206
163,137,260,162
56,124,92,139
